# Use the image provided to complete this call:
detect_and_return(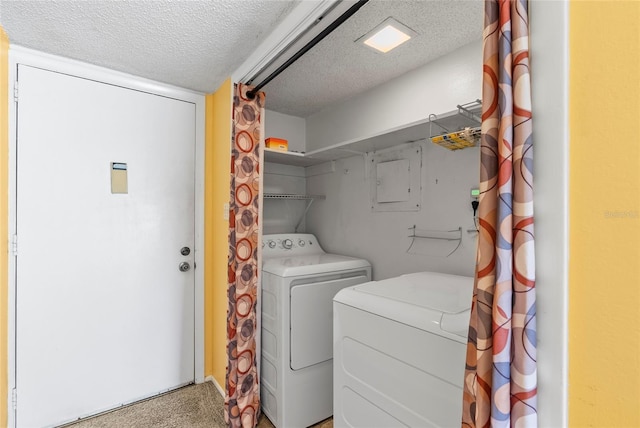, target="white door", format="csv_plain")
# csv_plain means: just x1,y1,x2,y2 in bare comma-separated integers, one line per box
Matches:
15,65,196,427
